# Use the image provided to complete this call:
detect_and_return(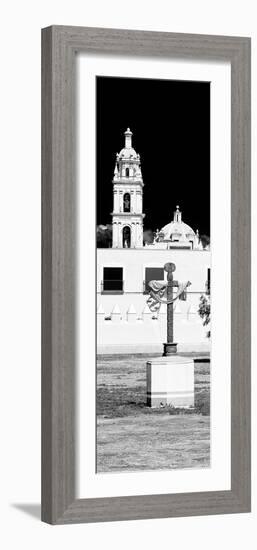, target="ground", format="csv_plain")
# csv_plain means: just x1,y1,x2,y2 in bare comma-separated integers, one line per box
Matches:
97,353,210,472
